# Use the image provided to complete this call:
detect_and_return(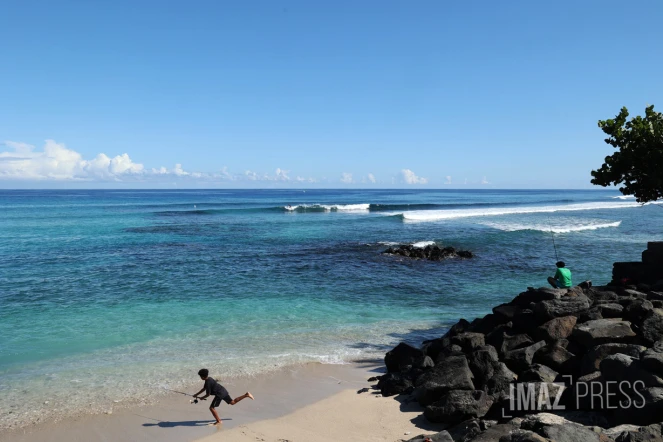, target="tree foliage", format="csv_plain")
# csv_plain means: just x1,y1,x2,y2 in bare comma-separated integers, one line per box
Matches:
591,105,663,203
